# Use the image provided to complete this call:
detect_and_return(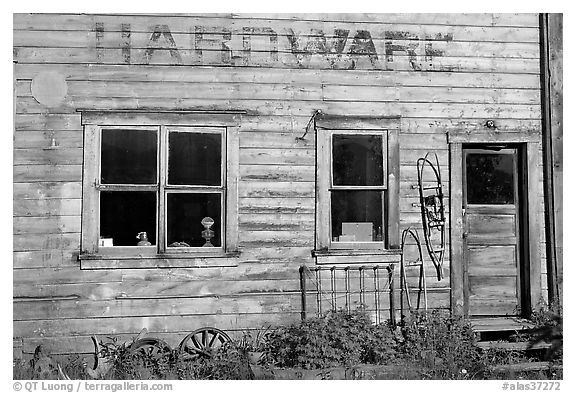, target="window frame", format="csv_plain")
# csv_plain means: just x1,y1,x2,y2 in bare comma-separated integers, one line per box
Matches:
328,130,388,250
79,111,240,267
315,115,400,255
